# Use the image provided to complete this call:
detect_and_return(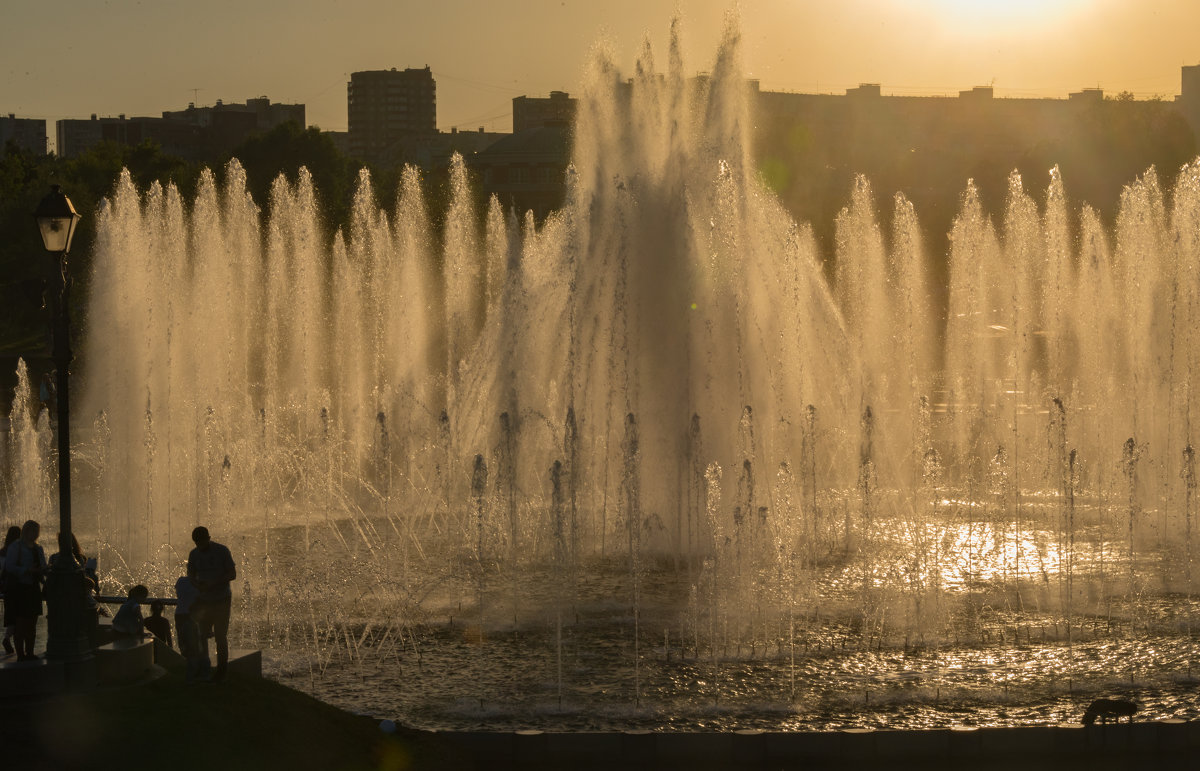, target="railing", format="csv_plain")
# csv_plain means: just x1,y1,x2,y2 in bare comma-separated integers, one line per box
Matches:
96,595,177,606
